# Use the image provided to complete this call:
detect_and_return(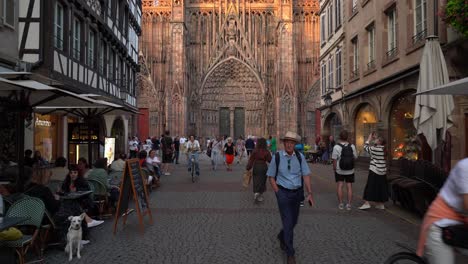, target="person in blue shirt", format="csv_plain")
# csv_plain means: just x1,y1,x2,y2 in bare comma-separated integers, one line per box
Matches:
294,141,304,155
267,131,315,264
